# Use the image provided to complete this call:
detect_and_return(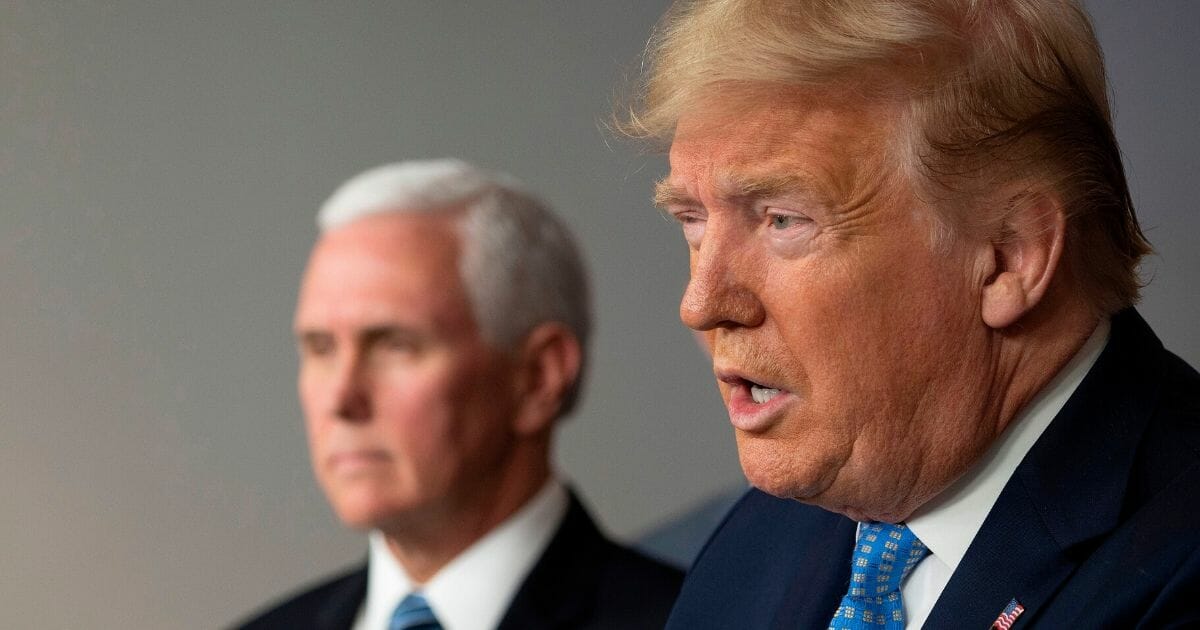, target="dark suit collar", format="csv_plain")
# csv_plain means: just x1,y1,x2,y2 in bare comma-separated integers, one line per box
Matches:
924,309,1167,628
315,564,367,630
495,490,603,630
